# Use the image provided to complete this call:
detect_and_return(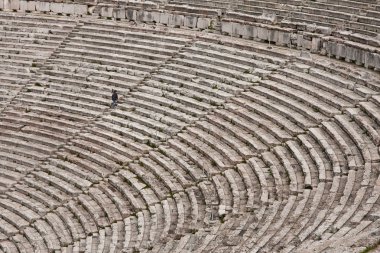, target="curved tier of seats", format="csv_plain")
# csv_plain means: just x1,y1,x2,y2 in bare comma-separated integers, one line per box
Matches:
0,9,379,253
170,0,380,37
